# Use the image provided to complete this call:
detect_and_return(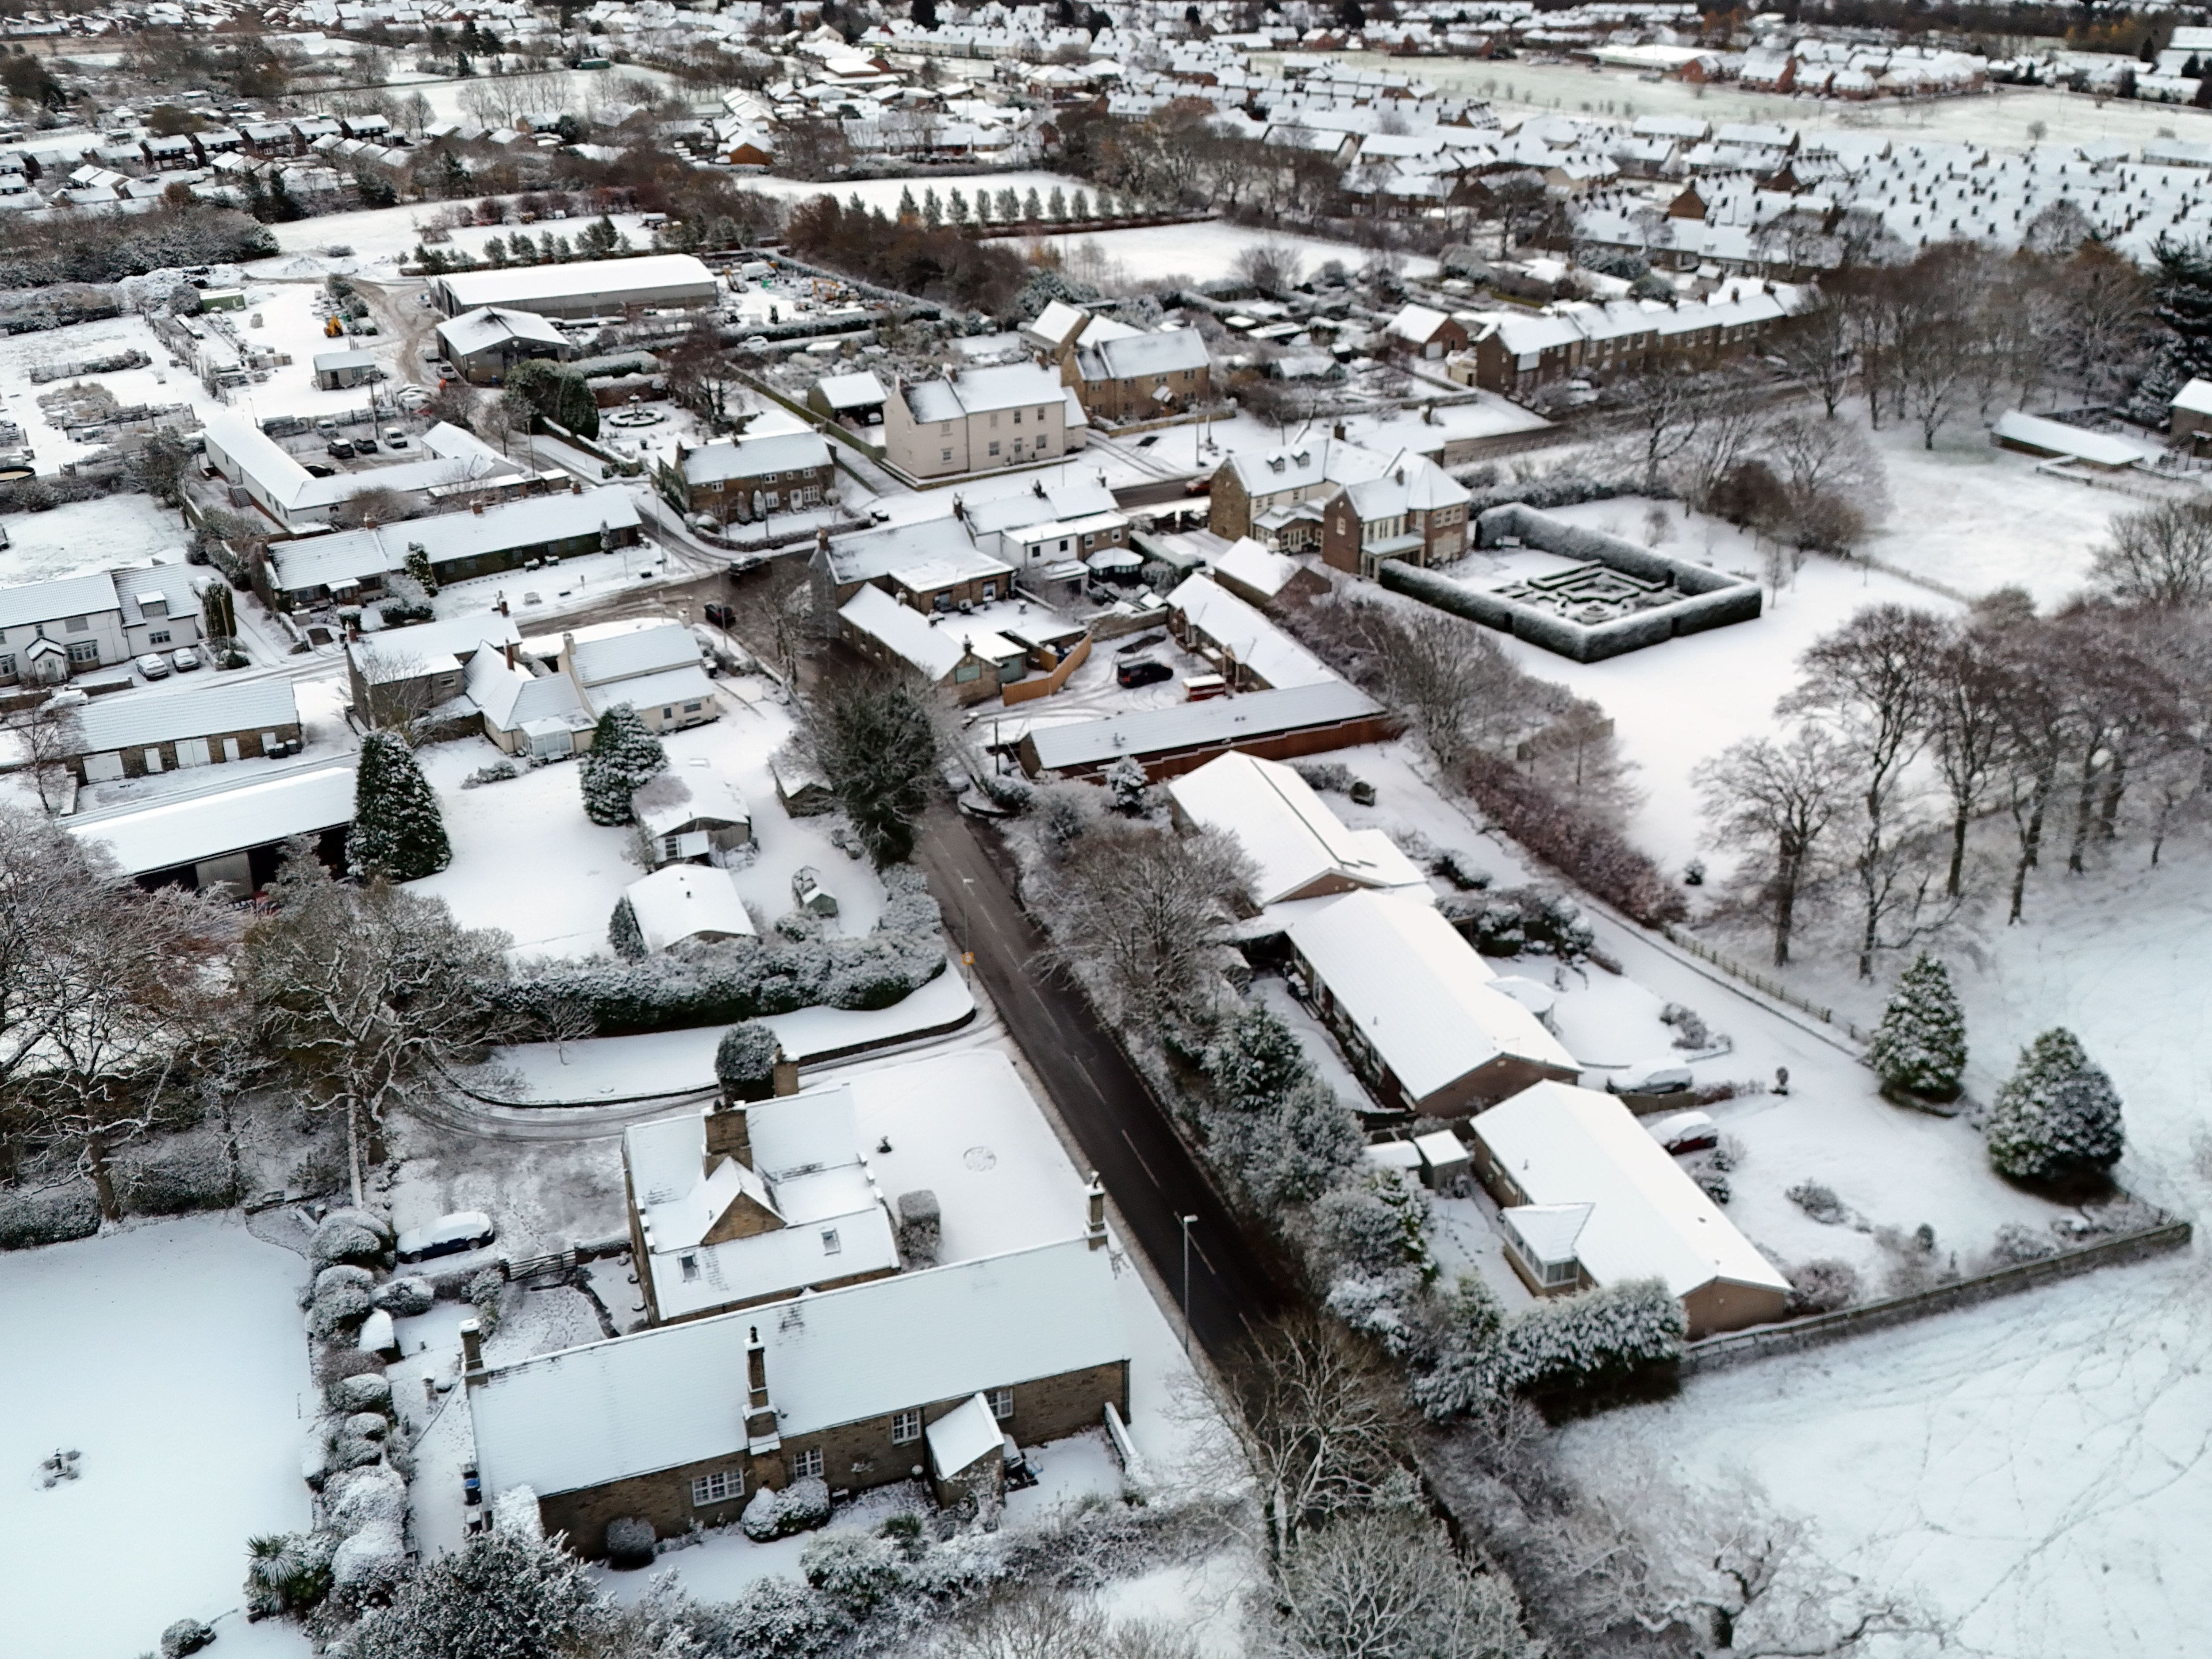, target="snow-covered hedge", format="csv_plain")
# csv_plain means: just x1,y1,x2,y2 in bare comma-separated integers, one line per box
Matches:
0,1181,100,1251
504,868,945,1037
800,1532,906,1617
325,1465,407,1537
329,1372,394,1415
1498,1278,1686,1400
116,1133,238,1215
331,1522,407,1590
604,1515,657,1568
309,1209,394,1270
741,1476,833,1542
371,1276,434,1317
